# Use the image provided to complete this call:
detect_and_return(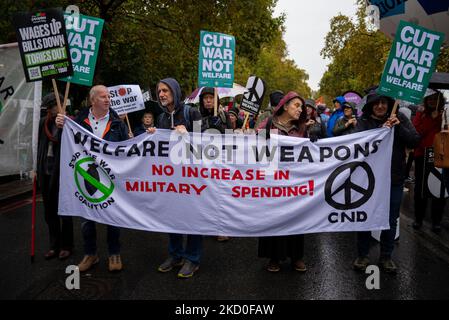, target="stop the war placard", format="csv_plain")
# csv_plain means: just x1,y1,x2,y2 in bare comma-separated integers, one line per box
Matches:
13,8,73,82
378,21,444,103
108,85,145,115
198,30,235,88
60,13,104,86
